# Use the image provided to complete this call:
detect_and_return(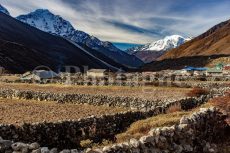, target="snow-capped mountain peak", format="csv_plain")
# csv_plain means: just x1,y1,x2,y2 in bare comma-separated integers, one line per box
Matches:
16,9,143,68
17,9,75,37
129,35,190,52
126,35,191,63
0,4,10,15
148,35,190,51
